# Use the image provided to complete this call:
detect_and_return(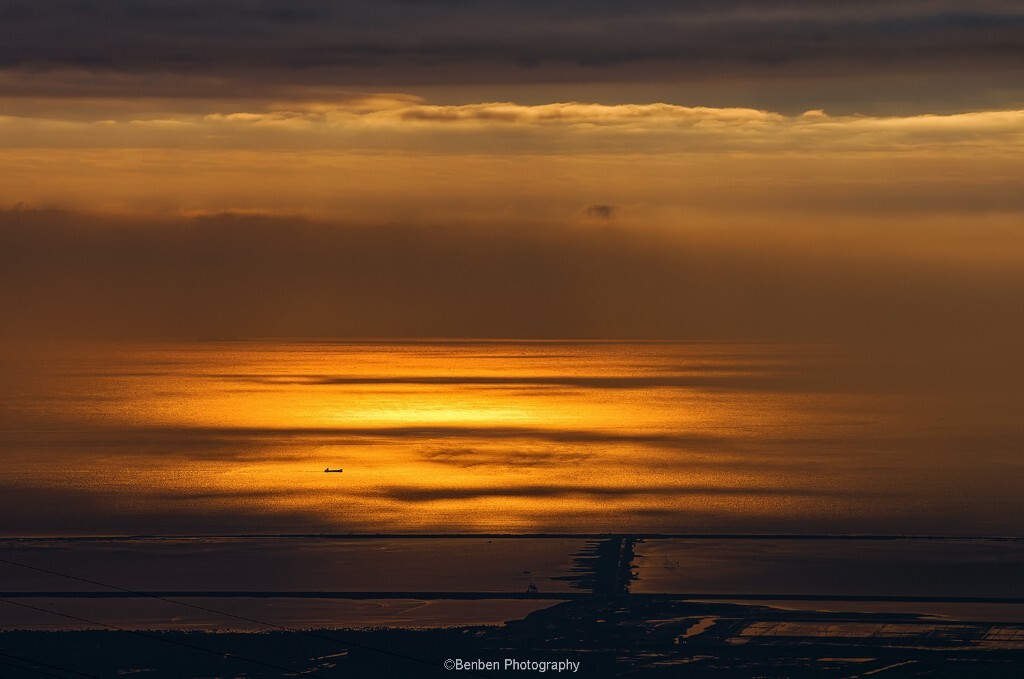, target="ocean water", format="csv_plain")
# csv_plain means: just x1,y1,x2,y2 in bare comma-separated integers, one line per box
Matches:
0,340,1020,537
